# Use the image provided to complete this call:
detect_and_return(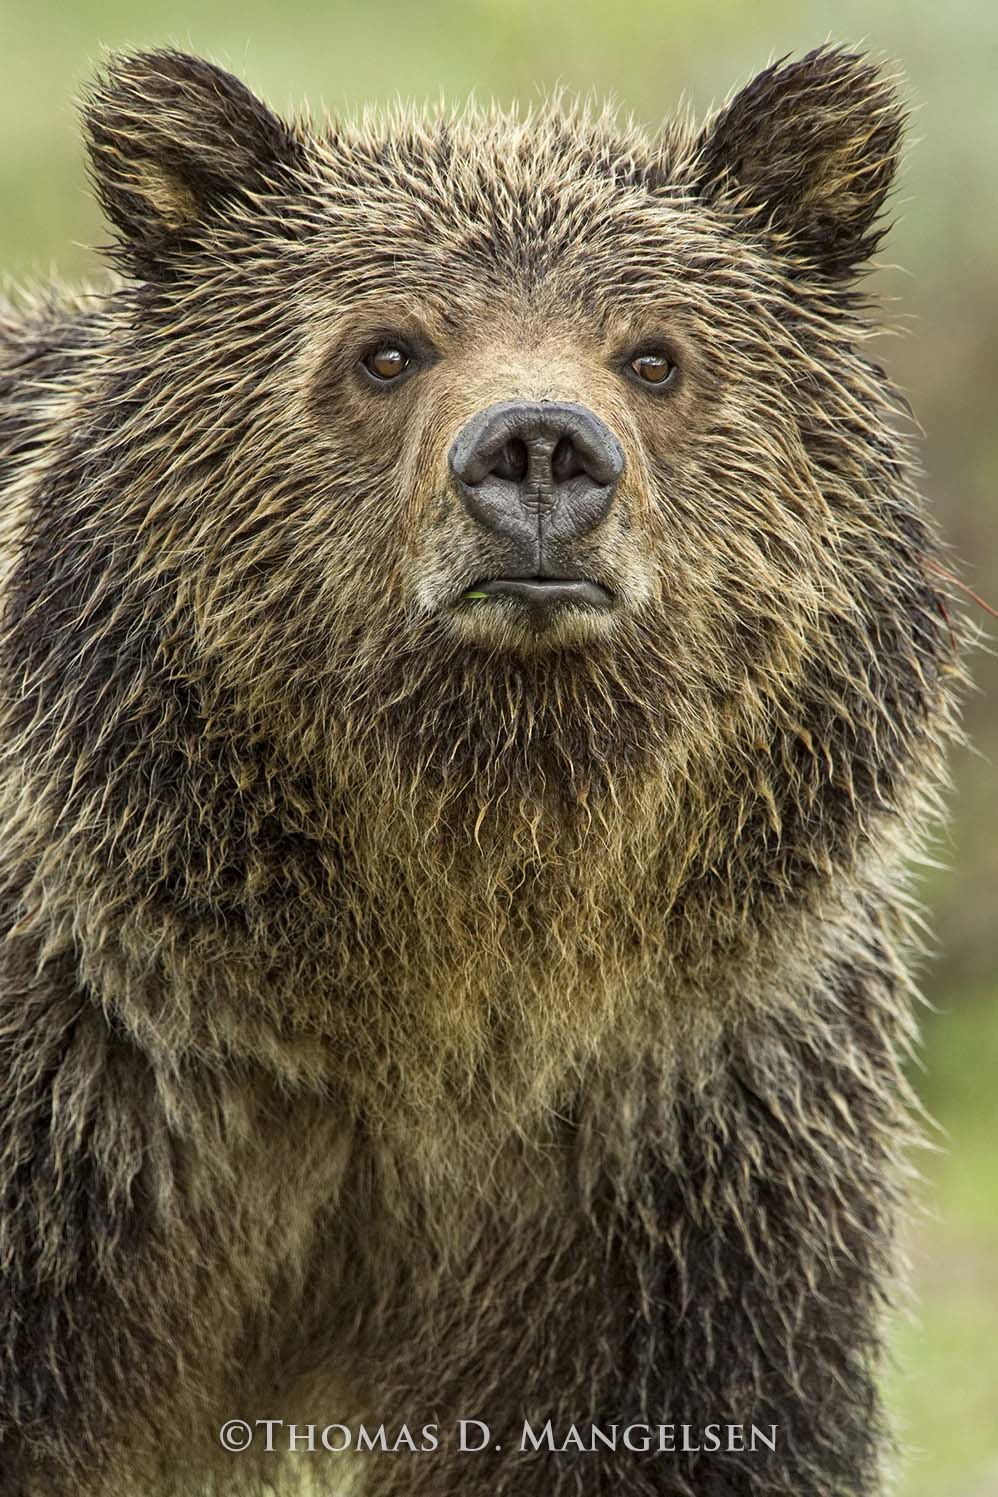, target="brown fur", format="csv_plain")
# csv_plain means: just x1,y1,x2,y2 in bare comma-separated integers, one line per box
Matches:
0,45,966,1496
